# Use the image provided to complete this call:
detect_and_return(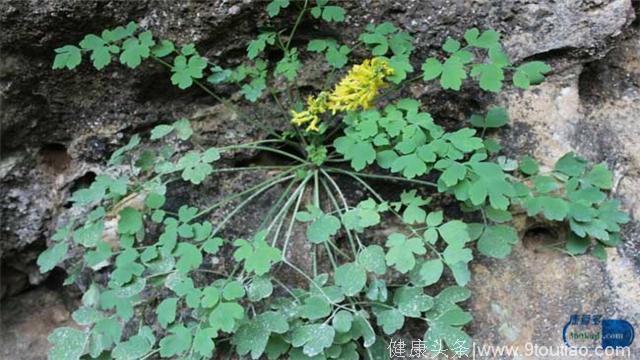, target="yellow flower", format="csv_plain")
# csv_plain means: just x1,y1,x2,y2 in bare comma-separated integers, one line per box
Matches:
290,58,393,132
307,91,329,114
291,109,317,126
327,57,394,113
290,92,329,132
